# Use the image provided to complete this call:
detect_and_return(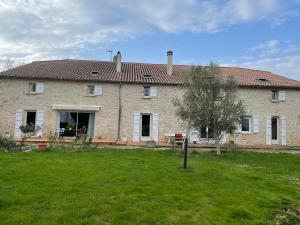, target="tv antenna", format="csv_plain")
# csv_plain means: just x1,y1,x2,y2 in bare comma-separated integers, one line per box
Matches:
106,49,113,61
